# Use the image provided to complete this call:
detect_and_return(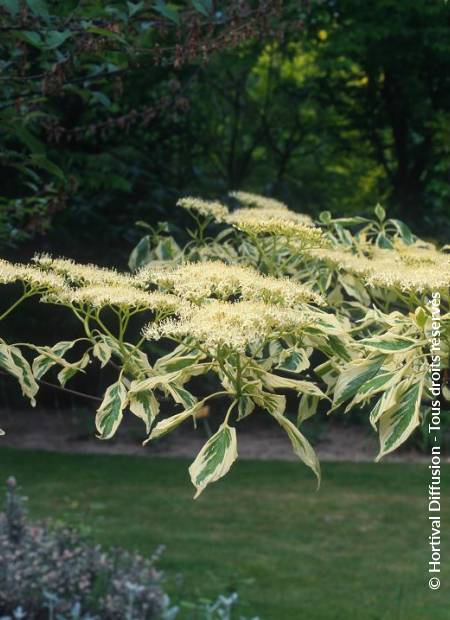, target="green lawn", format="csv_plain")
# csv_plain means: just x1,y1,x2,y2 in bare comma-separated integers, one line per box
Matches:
0,447,448,620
